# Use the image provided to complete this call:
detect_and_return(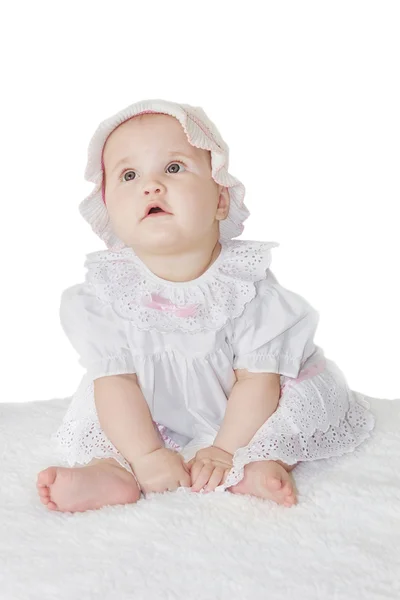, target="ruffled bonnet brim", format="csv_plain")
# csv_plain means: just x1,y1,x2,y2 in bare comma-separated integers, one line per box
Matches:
79,99,250,251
